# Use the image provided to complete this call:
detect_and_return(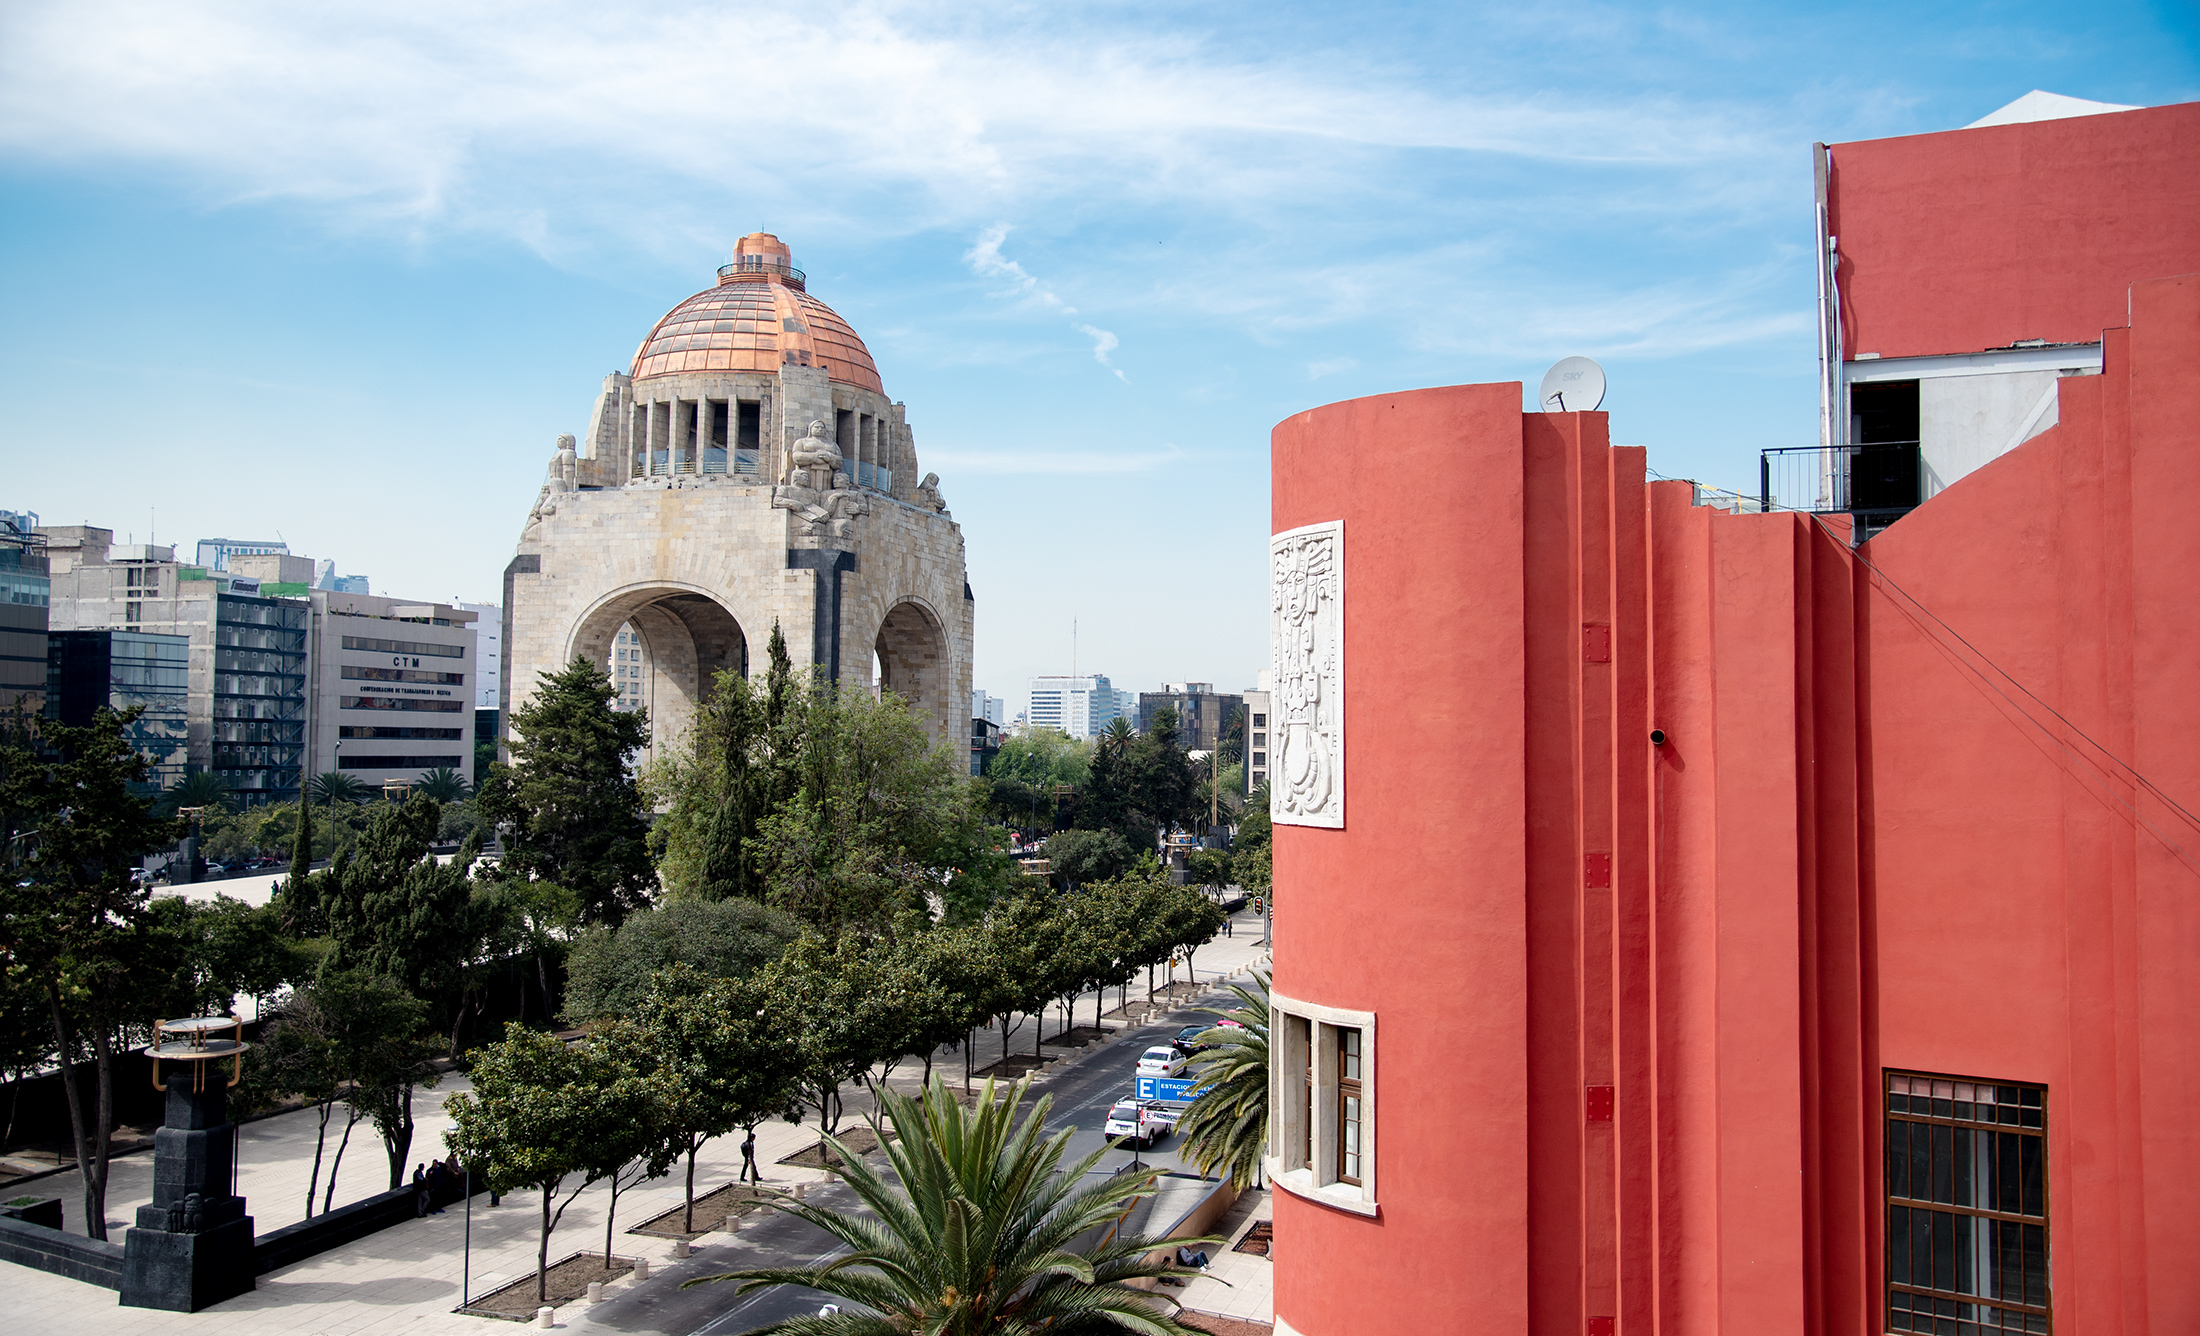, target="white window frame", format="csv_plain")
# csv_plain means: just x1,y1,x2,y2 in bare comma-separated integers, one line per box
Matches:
1267,991,1378,1217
